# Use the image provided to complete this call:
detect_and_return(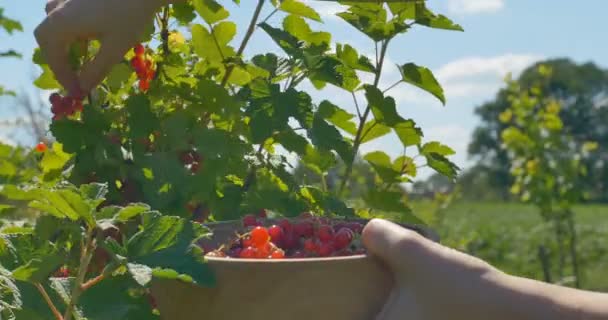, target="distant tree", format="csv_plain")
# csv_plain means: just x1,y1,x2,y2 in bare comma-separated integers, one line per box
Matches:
469,58,608,202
